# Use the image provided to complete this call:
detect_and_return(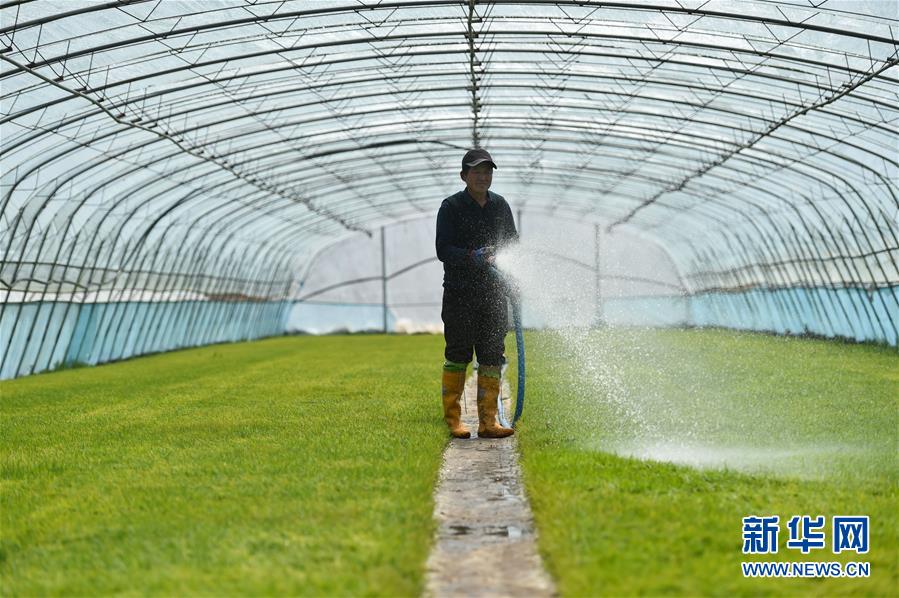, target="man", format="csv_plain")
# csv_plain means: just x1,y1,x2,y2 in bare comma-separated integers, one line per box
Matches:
435,148,517,439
